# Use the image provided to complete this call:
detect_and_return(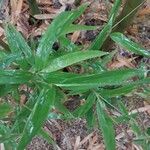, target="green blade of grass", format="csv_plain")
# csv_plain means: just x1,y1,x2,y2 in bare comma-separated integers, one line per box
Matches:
41,50,107,73
98,78,150,98
54,88,73,118
41,71,80,84
0,70,33,84
96,101,116,150
56,69,143,87
100,85,136,98
111,32,150,57
17,86,55,150
73,93,96,117
0,52,24,69
0,50,7,59
5,24,33,64
0,124,17,149
62,24,97,34
0,85,17,96
89,16,113,50
99,78,150,97
0,103,13,118
59,36,80,51
35,4,88,70
108,0,122,21
89,0,122,50
38,129,59,149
